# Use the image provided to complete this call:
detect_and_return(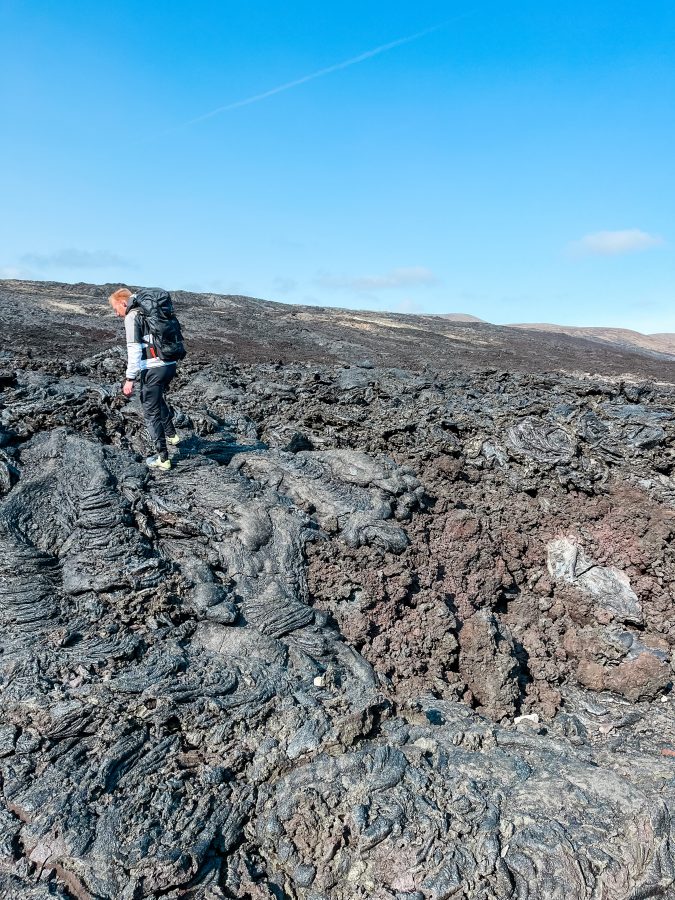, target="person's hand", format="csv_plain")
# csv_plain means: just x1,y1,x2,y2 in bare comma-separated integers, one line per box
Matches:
122,379,135,397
